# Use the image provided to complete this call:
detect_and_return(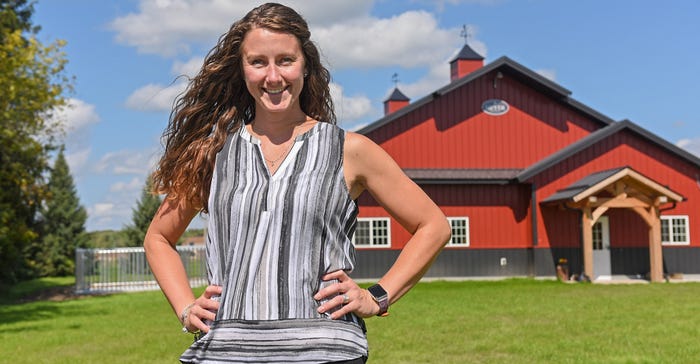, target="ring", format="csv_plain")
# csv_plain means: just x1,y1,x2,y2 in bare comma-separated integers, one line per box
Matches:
342,294,350,304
